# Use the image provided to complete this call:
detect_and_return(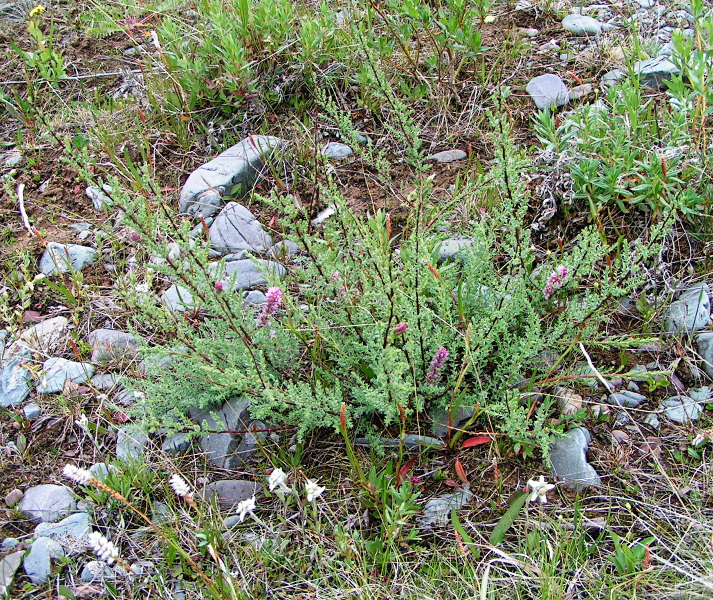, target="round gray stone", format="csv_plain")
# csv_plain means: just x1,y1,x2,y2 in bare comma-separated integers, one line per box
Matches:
322,142,353,159
427,149,467,163
562,14,605,35
87,329,141,365
526,74,570,110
